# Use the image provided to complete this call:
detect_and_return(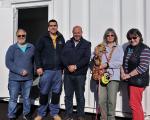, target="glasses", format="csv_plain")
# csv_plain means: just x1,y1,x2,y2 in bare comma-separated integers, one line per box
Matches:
106,34,114,37
17,35,26,38
128,36,138,40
